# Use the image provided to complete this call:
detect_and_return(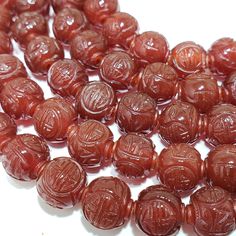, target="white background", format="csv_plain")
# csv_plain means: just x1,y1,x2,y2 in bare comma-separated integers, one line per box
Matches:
0,0,236,235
